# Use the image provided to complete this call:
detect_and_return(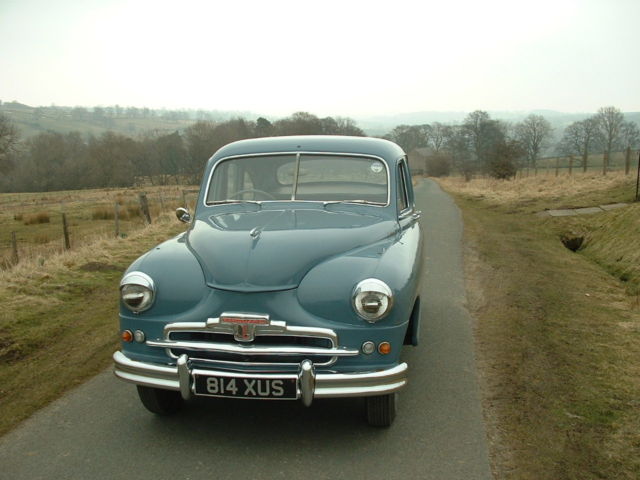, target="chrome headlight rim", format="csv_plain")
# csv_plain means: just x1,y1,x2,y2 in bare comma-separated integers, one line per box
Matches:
120,271,156,313
352,278,394,323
